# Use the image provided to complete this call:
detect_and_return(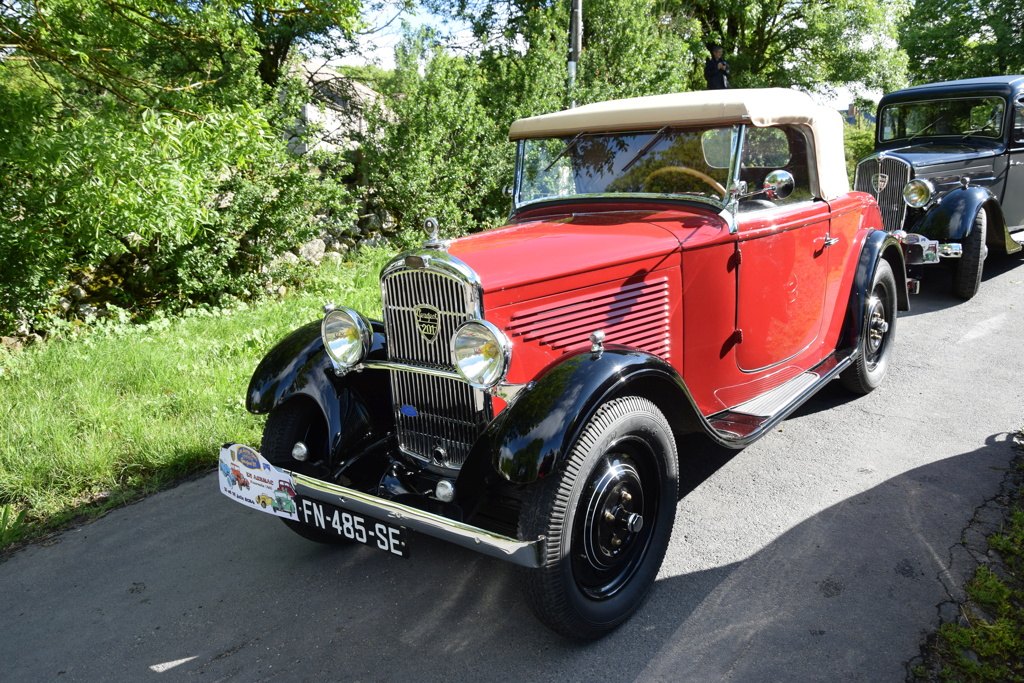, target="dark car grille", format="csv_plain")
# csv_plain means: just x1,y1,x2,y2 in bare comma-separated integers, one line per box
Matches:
854,156,911,233
381,266,490,469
